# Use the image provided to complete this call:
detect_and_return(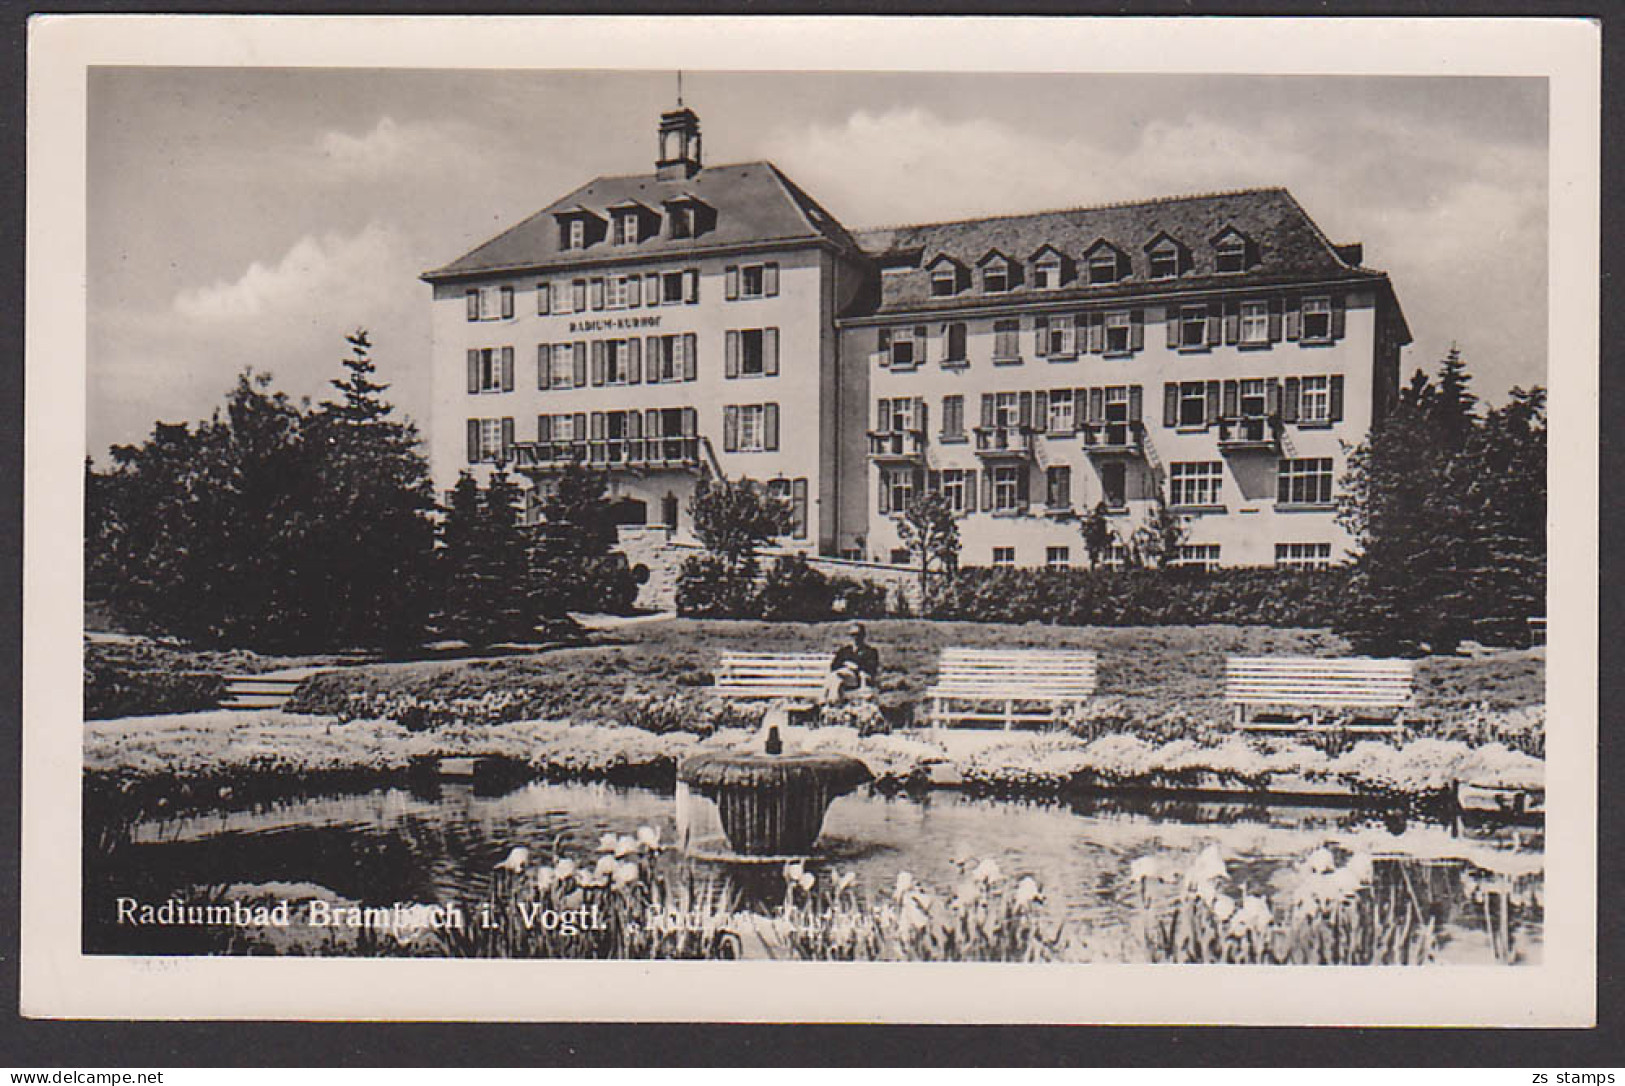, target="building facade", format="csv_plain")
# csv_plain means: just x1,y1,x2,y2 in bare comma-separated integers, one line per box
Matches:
424,109,1410,569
